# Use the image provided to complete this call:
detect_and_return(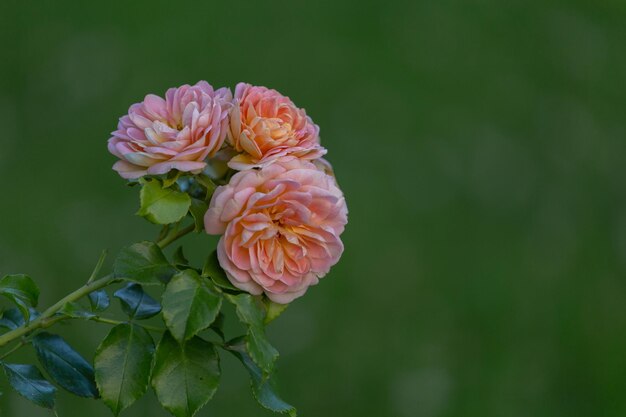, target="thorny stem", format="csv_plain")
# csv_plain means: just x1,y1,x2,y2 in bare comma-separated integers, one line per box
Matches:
0,315,164,361
0,274,115,348
0,224,194,354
